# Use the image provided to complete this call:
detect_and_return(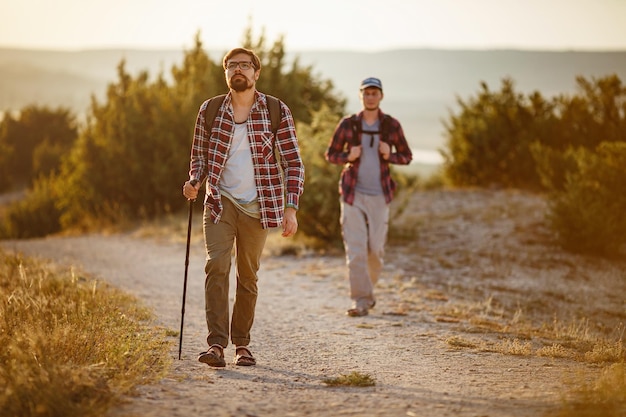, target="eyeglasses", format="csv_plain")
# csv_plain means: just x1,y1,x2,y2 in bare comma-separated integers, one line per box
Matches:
225,61,255,71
